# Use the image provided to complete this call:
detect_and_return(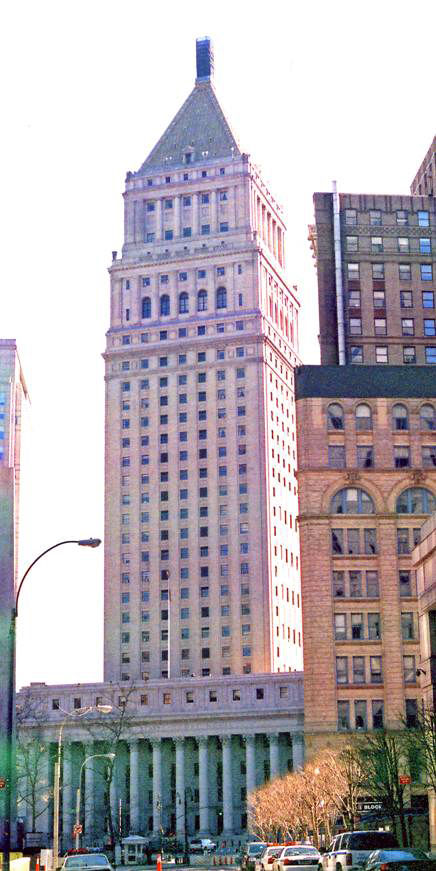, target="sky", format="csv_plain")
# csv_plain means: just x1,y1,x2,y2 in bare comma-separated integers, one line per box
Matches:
2,0,434,690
